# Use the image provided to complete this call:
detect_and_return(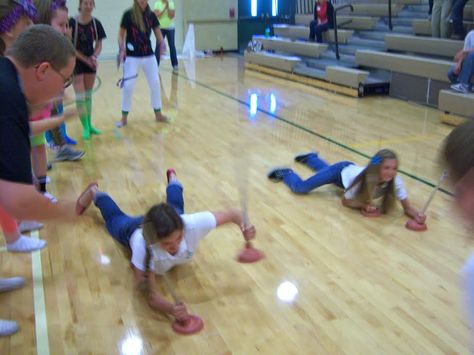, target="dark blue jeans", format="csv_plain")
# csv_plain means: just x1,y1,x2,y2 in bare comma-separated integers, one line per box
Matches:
309,20,329,43
155,28,178,68
452,0,469,36
283,153,353,194
94,182,184,247
448,52,474,86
